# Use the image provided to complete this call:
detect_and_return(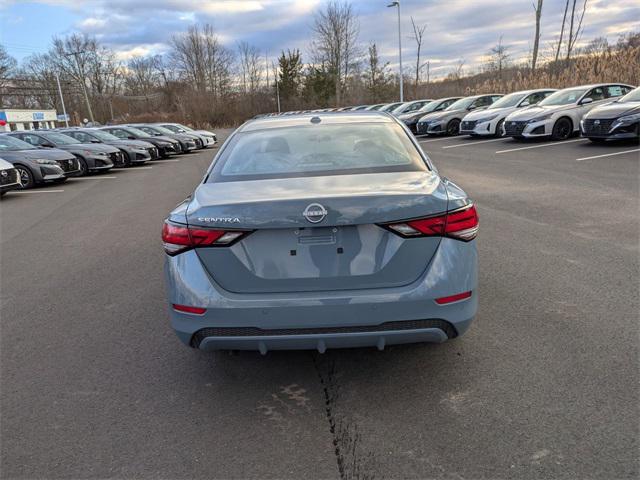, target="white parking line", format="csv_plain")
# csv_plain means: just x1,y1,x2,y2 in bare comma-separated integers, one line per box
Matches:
70,176,117,180
576,148,640,162
10,189,65,194
418,137,459,144
442,138,507,149
496,138,587,154
126,166,153,170
156,159,181,163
